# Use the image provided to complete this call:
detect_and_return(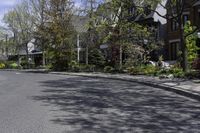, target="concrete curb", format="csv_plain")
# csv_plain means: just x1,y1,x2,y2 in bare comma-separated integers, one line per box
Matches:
1,69,200,101
50,72,200,101
0,69,49,73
